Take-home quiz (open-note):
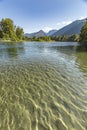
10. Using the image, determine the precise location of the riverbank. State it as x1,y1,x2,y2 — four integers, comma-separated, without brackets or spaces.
0,39,24,43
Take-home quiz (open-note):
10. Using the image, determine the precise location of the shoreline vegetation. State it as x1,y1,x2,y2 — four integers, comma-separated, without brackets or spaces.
0,18,87,44
0,18,24,42
24,34,80,42
0,39,23,42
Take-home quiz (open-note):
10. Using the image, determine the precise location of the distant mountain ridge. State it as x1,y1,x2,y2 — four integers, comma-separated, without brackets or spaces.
24,30,46,38
47,30,57,36
24,19,87,37
24,29,57,37
53,19,87,36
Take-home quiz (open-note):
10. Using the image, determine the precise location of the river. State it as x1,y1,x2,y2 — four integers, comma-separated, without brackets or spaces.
0,42,87,130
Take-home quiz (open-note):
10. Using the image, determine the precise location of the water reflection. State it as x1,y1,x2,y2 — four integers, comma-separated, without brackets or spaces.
0,41,87,75
0,42,25,59
76,45,87,74
49,45,77,55
6,43,19,58
76,44,87,52
48,43,87,75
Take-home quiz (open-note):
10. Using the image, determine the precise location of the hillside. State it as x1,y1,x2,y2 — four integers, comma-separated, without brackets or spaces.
53,19,86,36
24,30,46,38
24,19,87,38
47,30,57,36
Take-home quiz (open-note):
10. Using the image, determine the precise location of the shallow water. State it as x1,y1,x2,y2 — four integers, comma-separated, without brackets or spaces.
0,42,87,130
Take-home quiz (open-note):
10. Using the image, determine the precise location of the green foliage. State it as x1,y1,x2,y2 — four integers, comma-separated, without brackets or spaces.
26,36,52,42
51,34,79,42
3,33,10,40
0,30,3,38
0,18,24,41
16,26,24,40
80,22,87,43
24,34,80,42
67,34,79,42
0,18,15,38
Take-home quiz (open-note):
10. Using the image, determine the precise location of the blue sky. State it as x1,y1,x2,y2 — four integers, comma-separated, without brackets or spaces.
0,0,87,33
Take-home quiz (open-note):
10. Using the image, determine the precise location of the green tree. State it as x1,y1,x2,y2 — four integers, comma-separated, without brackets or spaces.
0,18,16,40
0,30,3,38
68,34,79,42
80,22,87,43
16,26,24,40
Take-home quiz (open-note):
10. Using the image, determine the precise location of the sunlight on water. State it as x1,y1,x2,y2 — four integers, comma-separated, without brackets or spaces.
0,42,87,130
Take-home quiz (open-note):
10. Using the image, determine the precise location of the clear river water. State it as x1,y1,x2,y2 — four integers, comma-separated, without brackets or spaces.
0,42,87,130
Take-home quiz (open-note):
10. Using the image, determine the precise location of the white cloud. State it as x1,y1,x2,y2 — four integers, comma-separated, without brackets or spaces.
57,20,72,27
43,17,86,33
43,21,72,32
78,16,86,20
43,27,53,32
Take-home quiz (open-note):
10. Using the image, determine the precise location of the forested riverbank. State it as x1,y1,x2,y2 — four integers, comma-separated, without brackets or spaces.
0,18,87,44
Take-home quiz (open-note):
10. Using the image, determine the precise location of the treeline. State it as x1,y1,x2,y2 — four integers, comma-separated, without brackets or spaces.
24,34,80,42
24,36,52,42
51,34,80,42
0,18,24,41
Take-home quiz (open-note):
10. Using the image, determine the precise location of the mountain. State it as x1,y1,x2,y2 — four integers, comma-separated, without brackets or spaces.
24,30,57,37
47,30,57,36
24,30,46,38
53,19,87,36
24,19,87,38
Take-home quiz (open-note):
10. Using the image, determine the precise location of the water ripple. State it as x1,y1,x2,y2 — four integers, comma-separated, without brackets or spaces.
0,42,87,130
